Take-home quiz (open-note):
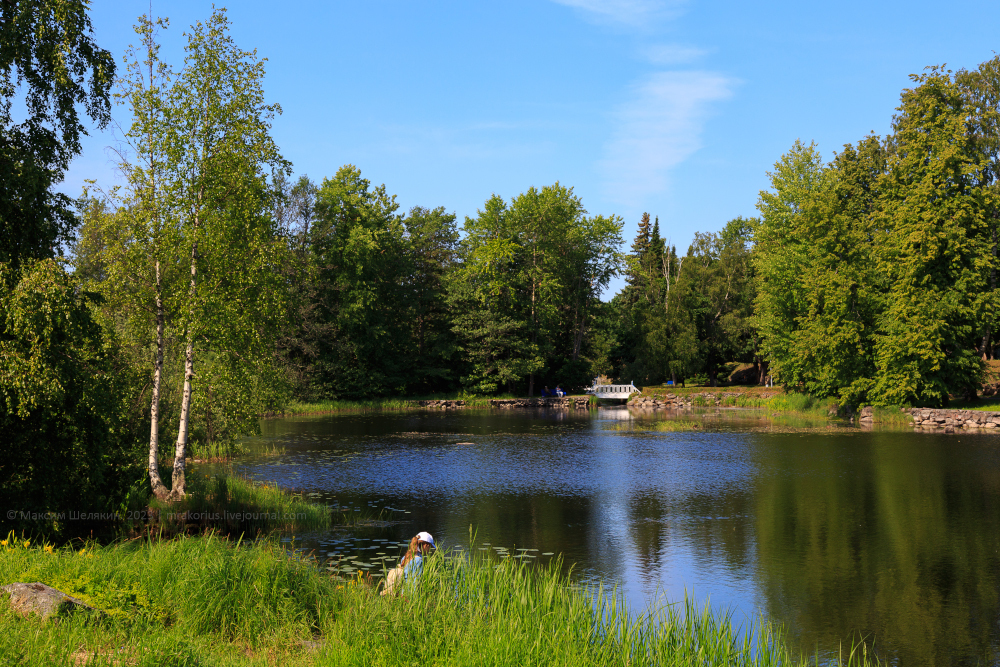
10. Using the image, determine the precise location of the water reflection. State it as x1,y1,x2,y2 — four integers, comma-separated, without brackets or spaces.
751,432,1000,666
226,409,1000,666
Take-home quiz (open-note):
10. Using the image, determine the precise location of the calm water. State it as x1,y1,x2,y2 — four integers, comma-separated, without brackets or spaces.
231,407,1000,666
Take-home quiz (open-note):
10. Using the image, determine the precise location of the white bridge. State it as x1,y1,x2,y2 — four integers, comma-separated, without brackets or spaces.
587,381,641,402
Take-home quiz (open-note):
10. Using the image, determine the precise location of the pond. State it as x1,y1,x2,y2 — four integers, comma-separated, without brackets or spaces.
231,407,1000,667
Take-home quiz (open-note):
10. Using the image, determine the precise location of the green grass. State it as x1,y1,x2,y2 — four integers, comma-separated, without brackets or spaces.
947,395,1000,411
186,438,286,461
0,535,881,666
118,473,337,538
867,406,915,424
604,420,708,432
160,474,335,535
636,389,919,425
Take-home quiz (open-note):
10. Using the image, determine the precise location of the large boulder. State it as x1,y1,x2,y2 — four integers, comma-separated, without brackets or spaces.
1,582,96,619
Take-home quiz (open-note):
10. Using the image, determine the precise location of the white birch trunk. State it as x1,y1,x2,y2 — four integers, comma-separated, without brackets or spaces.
148,259,169,500
171,198,201,501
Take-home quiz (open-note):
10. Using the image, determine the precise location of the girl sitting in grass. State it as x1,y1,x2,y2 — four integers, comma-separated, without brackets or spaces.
381,531,435,596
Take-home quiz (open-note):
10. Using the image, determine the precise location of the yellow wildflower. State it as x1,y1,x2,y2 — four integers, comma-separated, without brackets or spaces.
43,545,53,554
23,540,30,548
1,539,8,547
78,548,87,556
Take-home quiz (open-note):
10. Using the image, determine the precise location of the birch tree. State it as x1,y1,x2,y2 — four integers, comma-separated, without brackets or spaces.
96,9,287,500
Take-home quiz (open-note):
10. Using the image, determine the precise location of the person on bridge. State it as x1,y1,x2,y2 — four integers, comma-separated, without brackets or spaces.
382,531,435,596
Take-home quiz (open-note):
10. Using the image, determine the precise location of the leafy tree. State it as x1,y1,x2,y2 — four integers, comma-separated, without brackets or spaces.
91,10,288,499
754,137,887,400
0,260,141,535
0,0,114,272
871,68,988,405
272,173,324,397
678,220,756,386
753,140,828,387
451,184,622,394
307,165,411,398
449,194,541,394
404,206,460,392
957,56,1000,359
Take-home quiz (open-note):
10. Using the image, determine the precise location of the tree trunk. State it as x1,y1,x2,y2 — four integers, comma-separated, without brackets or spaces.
988,223,997,360
172,198,201,501
172,332,194,500
572,292,586,361
148,260,169,501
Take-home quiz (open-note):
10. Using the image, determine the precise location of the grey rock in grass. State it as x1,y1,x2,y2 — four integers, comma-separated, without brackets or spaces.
298,639,323,653
1,582,96,619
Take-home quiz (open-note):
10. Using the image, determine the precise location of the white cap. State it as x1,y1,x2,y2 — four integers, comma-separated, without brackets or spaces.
416,531,435,547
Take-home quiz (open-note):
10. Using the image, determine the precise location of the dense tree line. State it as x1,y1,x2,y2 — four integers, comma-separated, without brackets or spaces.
754,64,1000,406
3,1,1000,531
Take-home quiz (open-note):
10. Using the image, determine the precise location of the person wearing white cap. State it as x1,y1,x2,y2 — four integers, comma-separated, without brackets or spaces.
381,531,435,596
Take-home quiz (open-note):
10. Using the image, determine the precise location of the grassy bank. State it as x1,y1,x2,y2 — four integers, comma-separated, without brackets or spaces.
144,474,334,536
0,535,879,666
635,388,916,425
282,394,507,415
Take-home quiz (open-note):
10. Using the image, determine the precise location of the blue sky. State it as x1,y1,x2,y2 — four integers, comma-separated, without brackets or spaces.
69,0,1000,296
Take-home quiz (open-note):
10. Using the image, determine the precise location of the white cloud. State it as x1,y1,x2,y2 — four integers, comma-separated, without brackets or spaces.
550,0,682,26
600,71,735,204
644,43,708,65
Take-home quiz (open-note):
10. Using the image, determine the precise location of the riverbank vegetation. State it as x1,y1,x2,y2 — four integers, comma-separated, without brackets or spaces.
0,535,879,667
283,394,505,416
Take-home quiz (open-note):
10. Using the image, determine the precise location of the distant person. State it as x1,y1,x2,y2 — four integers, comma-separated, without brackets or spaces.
555,385,564,397
382,531,435,596
542,386,551,397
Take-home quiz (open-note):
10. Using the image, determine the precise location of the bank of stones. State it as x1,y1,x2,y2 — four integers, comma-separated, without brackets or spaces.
909,407,1000,432
489,397,591,409
628,392,776,410
413,400,466,410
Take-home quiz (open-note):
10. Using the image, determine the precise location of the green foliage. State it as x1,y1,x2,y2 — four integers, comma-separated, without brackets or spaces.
404,205,461,391
79,9,291,497
622,213,757,388
305,165,411,398
753,68,994,406
165,474,333,535
0,0,114,273
754,138,886,402
871,68,989,405
450,183,624,394
0,260,142,537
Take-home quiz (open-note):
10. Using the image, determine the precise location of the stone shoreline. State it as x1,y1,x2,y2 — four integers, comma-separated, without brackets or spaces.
488,397,592,409
908,407,1000,432
627,391,778,410
412,397,593,410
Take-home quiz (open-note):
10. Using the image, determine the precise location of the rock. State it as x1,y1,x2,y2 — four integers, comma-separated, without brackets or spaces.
298,639,323,654
1,583,96,620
